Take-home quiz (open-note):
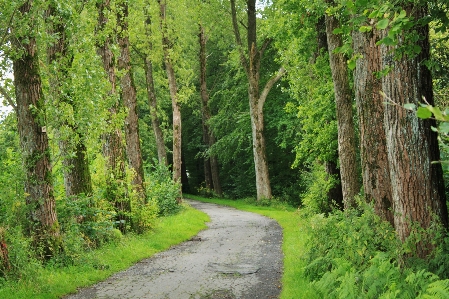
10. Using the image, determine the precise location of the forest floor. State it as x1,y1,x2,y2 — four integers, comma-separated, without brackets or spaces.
63,199,283,299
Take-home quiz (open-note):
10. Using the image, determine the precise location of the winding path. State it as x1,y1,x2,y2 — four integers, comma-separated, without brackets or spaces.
64,200,283,299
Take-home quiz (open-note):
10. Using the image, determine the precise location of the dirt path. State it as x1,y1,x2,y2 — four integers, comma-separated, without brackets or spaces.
64,199,283,299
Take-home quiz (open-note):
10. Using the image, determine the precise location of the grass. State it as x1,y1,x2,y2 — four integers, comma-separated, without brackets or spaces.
0,204,210,299
185,194,318,299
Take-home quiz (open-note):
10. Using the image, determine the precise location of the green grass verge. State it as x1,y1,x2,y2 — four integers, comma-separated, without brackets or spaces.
185,194,318,299
0,204,209,299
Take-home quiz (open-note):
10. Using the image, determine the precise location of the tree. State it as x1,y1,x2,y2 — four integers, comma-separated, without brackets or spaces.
158,0,182,200
353,28,394,226
46,0,93,198
230,0,285,201
380,3,448,256
324,1,360,208
96,0,130,232
12,0,60,258
116,0,146,200
142,5,168,166
199,23,222,196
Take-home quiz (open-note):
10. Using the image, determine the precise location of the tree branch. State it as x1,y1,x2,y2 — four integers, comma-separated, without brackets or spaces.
259,38,272,57
230,0,248,72
259,67,286,111
0,85,17,113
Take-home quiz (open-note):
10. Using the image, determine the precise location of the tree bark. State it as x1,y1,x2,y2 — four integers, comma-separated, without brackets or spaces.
381,4,448,257
199,24,222,196
12,0,59,258
47,1,93,198
353,29,394,226
116,0,146,201
324,7,360,209
96,0,129,232
159,0,182,201
230,0,285,200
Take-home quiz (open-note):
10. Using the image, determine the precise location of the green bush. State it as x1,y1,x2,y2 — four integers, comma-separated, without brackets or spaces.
303,201,449,298
146,161,181,216
300,162,340,215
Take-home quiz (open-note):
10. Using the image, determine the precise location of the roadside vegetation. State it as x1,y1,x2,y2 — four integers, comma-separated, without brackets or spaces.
188,195,449,299
0,204,209,299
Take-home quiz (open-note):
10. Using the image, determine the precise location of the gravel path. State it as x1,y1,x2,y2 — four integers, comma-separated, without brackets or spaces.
64,199,283,299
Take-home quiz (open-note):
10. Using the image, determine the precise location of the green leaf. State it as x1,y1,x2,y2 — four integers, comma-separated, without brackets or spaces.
347,60,356,70
404,103,416,110
416,107,432,119
377,18,389,30
427,106,444,121
397,10,406,19
359,26,372,33
439,122,449,134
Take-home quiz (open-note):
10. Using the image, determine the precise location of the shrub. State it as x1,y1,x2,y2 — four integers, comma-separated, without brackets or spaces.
302,200,449,298
146,161,181,216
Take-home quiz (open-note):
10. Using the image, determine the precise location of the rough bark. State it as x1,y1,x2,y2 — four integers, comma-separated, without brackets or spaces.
324,8,360,209
230,0,285,200
96,0,129,232
143,8,167,166
353,29,394,226
47,1,93,198
159,0,182,201
199,24,222,196
381,4,448,257
12,0,59,258
116,0,146,200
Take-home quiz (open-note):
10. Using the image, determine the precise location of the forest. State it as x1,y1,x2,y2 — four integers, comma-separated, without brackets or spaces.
1,0,449,297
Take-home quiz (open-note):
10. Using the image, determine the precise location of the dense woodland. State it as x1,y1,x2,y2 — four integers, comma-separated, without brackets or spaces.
1,0,449,297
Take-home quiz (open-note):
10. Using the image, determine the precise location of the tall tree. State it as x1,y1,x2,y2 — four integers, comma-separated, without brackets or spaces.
353,28,394,226
199,23,222,196
96,0,129,232
116,0,146,200
143,3,168,166
324,1,360,208
12,0,60,257
230,0,285,200
46,0,93,198
158,0,182,200
380,3,448,256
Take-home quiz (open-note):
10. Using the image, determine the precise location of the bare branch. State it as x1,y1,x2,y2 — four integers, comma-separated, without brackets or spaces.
259,38,272,57
259,67,286,111
0,85,17,113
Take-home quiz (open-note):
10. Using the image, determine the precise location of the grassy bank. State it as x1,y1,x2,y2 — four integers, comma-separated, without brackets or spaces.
0,204,209,299
185,195,317,299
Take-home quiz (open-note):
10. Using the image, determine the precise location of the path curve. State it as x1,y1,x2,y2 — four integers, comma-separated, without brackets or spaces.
64,200,283,299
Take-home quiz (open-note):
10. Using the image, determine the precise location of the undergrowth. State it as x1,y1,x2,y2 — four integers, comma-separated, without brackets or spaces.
303,201,449,299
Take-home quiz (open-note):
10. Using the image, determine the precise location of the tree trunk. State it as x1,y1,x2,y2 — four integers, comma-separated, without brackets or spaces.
144,58,168,166
143,7,167,166
325,160,343,210
159,0,182,201
116,0,146,200
199,24,222,196
96,0,129,233
12,0,59,259
47,1,93,198
325,7,360,209
230,0,285,201
353,29,394,226
381,4,448,257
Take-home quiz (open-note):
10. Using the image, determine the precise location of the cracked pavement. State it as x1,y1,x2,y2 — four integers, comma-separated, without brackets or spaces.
63,199,283,299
